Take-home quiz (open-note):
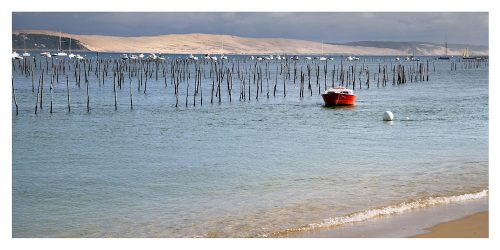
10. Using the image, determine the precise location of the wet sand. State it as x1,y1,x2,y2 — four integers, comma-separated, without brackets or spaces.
413,211,488,238
278,198,488,238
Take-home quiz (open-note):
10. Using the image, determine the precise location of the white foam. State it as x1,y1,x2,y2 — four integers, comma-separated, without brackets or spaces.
270,189,488,236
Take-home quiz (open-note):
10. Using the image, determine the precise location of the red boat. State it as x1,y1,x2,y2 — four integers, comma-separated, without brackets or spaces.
321,87,356,106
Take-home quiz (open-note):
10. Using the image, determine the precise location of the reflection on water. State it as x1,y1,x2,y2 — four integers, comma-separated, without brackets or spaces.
12,54,488,237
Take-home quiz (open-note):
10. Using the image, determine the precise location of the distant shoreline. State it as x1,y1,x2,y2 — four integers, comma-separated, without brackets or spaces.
13,29,489,56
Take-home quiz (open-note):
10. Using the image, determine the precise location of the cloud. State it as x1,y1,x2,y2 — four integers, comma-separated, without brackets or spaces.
12,12,488,45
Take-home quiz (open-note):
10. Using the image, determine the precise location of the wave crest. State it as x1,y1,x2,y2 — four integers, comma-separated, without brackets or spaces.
268,189,488,237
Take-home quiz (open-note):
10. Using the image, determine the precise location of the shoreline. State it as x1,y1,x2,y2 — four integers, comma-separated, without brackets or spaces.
413,211,488,238
277,195,488,238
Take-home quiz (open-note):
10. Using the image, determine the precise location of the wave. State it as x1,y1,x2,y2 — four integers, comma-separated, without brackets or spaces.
266,189,488,237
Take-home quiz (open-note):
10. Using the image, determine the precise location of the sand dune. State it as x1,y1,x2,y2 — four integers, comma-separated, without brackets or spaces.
13,30,488,56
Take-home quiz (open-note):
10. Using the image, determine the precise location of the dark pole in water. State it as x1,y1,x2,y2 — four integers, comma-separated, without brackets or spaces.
35,76,41,114
113,73,118,111
12,77,19,116
86,78,90,113
50,76,54,114
66,76,71,113
40,70,44,110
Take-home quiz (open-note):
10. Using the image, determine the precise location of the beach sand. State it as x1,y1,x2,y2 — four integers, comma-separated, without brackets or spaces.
278,198,488,238
413,211,488,238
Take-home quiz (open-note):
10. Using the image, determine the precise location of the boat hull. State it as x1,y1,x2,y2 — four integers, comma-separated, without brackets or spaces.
321,92,356,106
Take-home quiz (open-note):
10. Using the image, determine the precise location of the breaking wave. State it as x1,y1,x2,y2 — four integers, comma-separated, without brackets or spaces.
267,189,488,237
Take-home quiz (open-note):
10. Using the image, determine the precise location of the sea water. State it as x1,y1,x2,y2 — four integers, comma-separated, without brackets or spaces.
12,54,488,237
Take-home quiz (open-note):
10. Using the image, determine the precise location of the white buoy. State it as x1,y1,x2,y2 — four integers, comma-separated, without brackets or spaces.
383,111,394,121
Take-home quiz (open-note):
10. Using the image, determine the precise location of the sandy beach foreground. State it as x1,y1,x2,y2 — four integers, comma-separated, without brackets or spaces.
414,211,488,238
278,197,488,238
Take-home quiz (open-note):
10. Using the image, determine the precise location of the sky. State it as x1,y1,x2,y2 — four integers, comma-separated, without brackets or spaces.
12,12,489,45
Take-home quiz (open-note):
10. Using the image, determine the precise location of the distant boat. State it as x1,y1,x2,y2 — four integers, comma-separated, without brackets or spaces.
395,57,400,61
321,87,356,106
12,51,23,60
56,32,67,57
219,40,228,60
40,52,51,58
149,53,158,60
328,57,335,61
305,57,312,60
139,53,145,59
22,37,30,57
319,40,327,61
188,54,199,60
130,54,138,60
68,38,75,58
462,48,475,60
406,55,419,61
76,54,84,60
120,54,129,60
438,41,450,60
291,55,300,61
347,56,359,61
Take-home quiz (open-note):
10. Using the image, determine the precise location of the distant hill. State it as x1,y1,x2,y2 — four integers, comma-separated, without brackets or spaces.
329,41,488,56
12,32,88,51
12,30,488,56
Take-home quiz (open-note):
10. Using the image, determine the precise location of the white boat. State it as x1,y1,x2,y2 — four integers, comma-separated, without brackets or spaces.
76,54,84,60
319,41,327,61
395,57,400,61
346,56,360,61
41,52,52,58
462,48,475,60
292,55,300,60
211,56,218,61
21,37,30,57
55,32,67,56
406,56,419,61
12,51,23,60
149,53,158,60
158,55,166,60
68,38,75,58
219,40,228,60
188,54,199,60
130,55,138,60
276,55,282,60
121,54,129,60
139,53,145,58
328,57,335,60
305,57,312,60
250,56,255,60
